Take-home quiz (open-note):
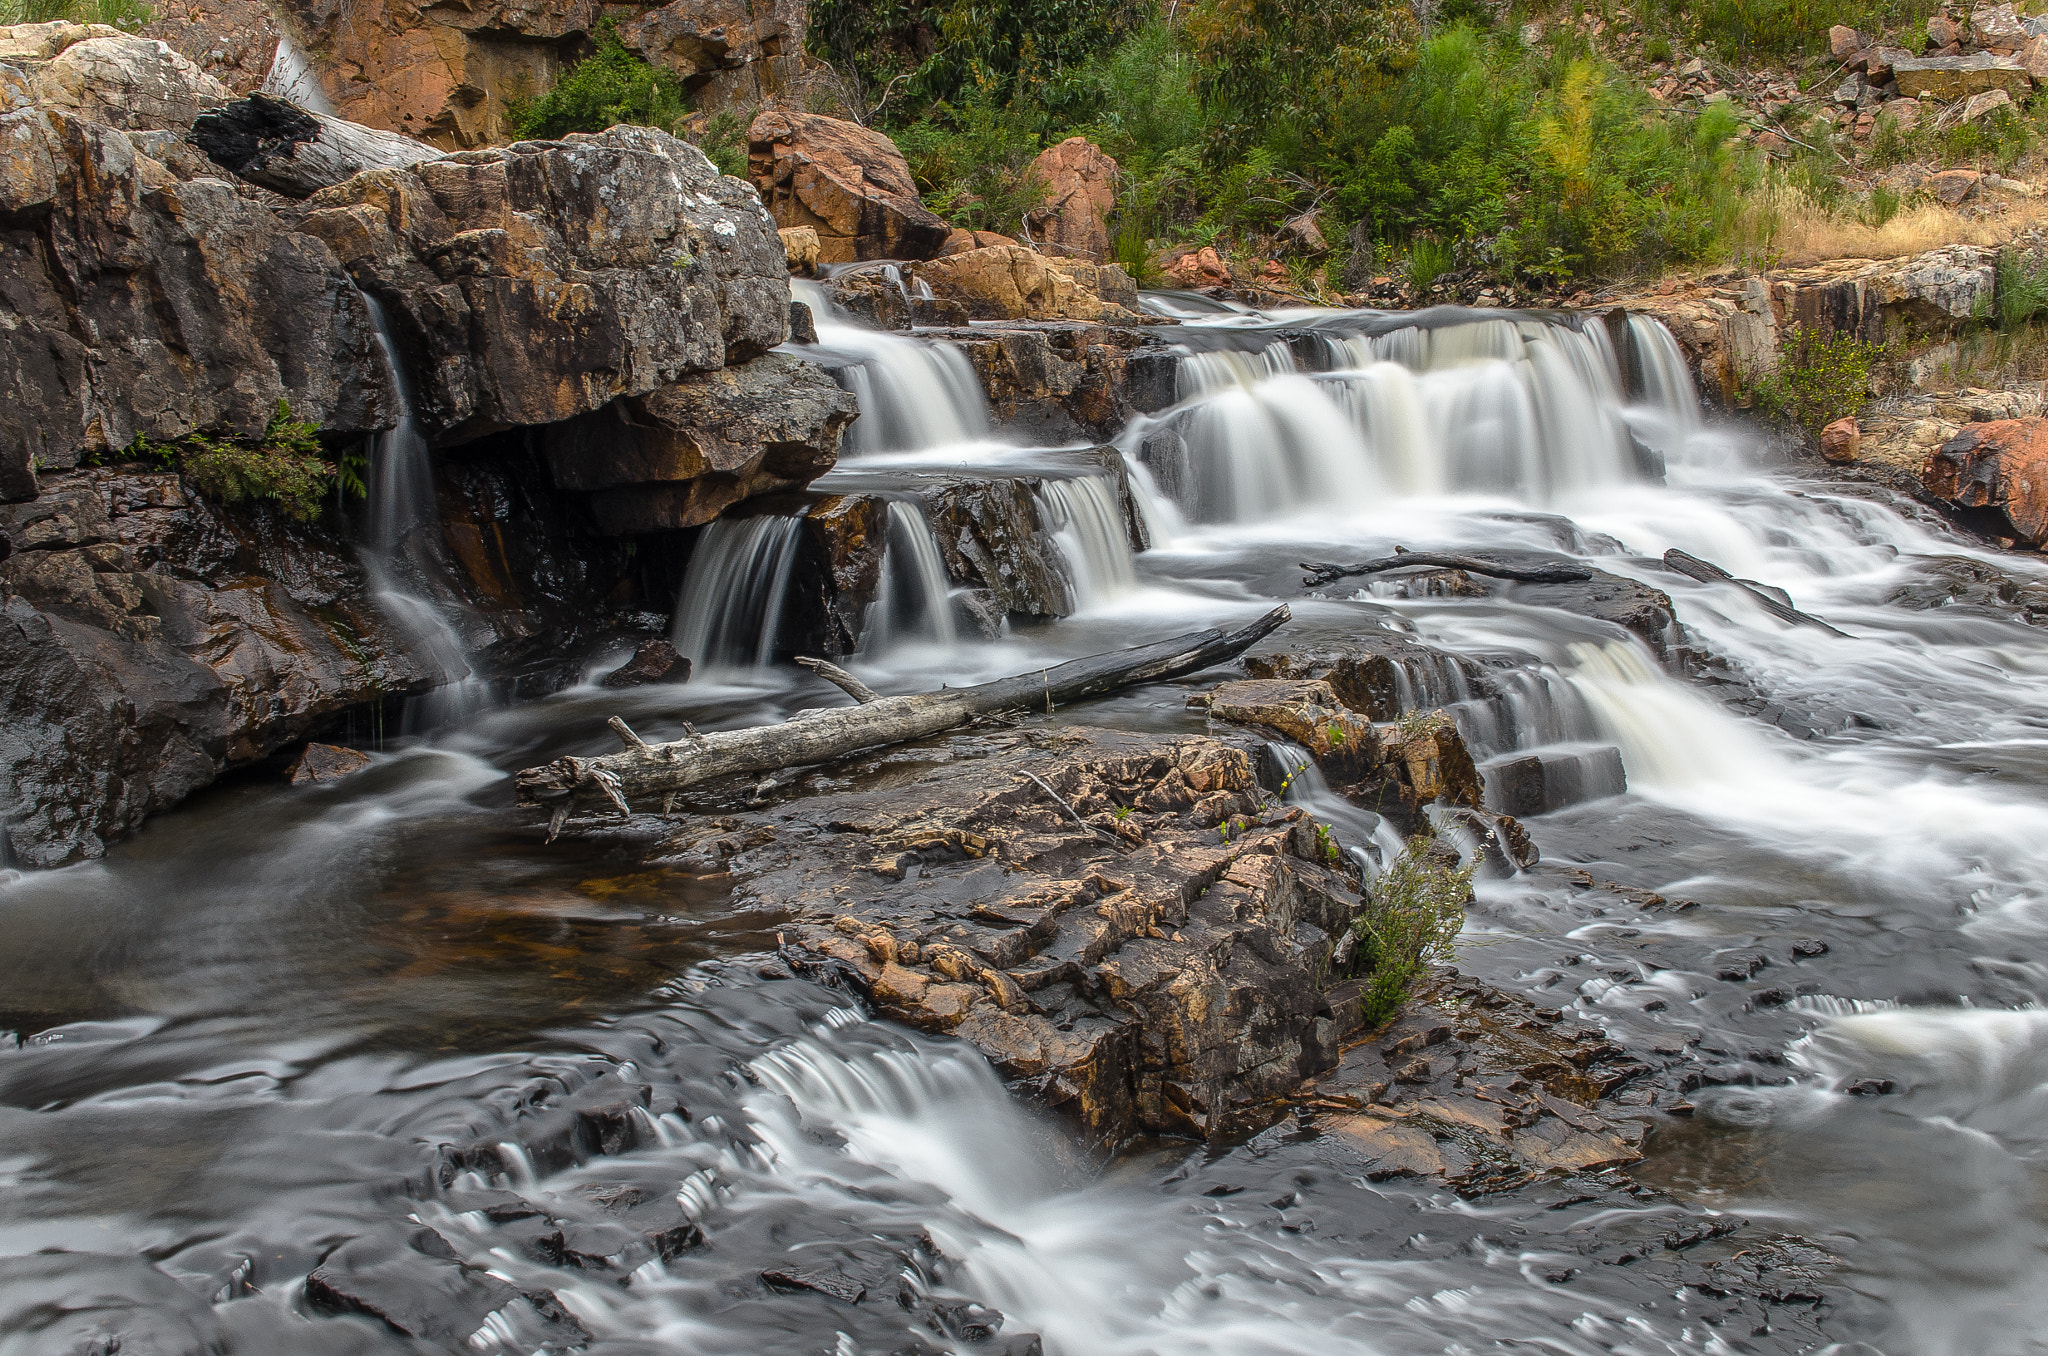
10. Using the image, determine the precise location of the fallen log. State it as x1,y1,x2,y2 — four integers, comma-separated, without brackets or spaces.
1659,549,1849,637
515,605,1292,836
1300,548,1593,589
192,93,442,198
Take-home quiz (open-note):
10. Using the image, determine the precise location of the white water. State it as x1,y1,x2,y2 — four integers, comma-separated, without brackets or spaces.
792,279,991,457
1035,474,1138,610
867,499,959,650
670,513,804,670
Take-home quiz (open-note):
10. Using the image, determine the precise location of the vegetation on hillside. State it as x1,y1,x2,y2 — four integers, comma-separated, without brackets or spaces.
811,0,2048,295
508,22,746,176
0,0,151,29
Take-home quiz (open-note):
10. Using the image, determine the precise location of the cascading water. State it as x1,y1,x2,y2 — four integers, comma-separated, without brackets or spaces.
670,513,804,670
359,293,486,729
260,30,336,115
18,279,2048,1356
791,279,990,457
1034,474,1137,610
865,499,959,651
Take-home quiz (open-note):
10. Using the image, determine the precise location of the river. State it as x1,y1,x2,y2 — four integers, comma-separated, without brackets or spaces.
3,287,2046,1355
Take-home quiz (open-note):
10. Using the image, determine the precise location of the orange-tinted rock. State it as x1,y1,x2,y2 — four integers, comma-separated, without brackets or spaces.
747,111,949,263
1819,416,1862,463
940,227,1017,256
1923,418,2048,546
140,0,278,93
903,244,1139,321
1829,23,1865,60
1162,245,1231,288
278,0,811,149
1025,136,1118,262
288,741,372,784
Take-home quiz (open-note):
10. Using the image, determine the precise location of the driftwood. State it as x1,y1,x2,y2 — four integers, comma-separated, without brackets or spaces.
1660,549,1849,637
1300,548,1594,589
192,94,442,198
515,605,1292,837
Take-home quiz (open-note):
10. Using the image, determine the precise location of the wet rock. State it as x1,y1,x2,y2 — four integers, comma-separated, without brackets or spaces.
1714,949,1770,981
542,351,857,534
1025,136,1119,262
602,639,690,688
1845,1077,1896,1095
904,245,1142,322
0,1251,224,1355
303,124,789,444
762,1266,867,1303
920,321,1168,440
789,299,819,344
1483,747,1628,816
287,741,372,784
305,1228,515,1342
0,470,438,867
673,726,1372,1146
747,111,950,264
1302,971,1650,1192
1923,418,2048,547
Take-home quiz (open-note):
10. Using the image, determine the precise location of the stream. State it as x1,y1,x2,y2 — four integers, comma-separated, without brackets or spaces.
5,288,2048,1355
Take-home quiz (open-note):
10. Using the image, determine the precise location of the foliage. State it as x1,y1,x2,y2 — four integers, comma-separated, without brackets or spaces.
1181,0,1413,156
1406,237,1455,292
1746,325,1886,437
114,401,344,522
1997,249,2048,331
1639,0,1925,61
895,81,1048,233
807,0,1146,120
0,0,150,29
1351,838,1471,1029
509,22,688,141
695,109,748,178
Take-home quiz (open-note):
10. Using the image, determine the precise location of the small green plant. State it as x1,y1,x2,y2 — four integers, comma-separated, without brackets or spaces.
180,400,334,522
1350,837,1472,1029
1313,822,1341,866
694,109,748,179
1858,184,1901,230
1112,804,1132,821
1643,35,1674,64
1997,248,2048,330
1406,236,1455,292
510,21,689,140
1326,723,1346,746
1746,324,1886,439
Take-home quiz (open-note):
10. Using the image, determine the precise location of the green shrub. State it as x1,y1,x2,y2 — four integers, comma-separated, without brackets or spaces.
1351,837,1471,1030
1997,249,2048,330
1748,325,1886,437
1643,0,1924,60
510,22,688,140
0,0,150,28
113,401,344,522
694,109,748,178
895,82,1049,234
1406,236,1455,291
1643,35,1674,63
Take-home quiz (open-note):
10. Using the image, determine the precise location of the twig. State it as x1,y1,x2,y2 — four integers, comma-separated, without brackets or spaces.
796,656,880,705
1019,769,1131,852
1300,548,1594,588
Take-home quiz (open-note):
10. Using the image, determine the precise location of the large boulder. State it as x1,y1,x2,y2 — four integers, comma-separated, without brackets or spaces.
234,0,809,147
1923,418,2048,546
0,24,232,128
0,89,399,501
541,351,857,534
0,470,439,867
298,123,790,443
747,110,950,263
903,244,1141,321
1025,135,1118,263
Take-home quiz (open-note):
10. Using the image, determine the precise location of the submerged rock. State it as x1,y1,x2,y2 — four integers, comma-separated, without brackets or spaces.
287,741,372,783
602,639,690,688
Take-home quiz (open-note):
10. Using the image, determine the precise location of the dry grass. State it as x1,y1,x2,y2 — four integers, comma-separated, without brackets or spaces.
1742,181,2048,267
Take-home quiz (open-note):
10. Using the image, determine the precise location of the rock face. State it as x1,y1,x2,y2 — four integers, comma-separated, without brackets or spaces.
257,0,809,148
0,471,437,867
0,24,229,129
676,726,1369,1146
748,111,949,263
1923,418,2048,546
904,245,1142,321
139,0,278,94
1026,136,1118,262
919,320,1173,440
1889,51,2032,98
301,124,790,444
0,75,399,500
540,351,856,534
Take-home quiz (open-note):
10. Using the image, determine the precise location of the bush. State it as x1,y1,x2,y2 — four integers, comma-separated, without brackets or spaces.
1748,325,1886,437
895,82,1049,234
1997,249,2048,330
1643,0,1925,61
1350,837,1471,1030
694,109,748,179
0,0,150,28
115,401,343,522
510,22,688,140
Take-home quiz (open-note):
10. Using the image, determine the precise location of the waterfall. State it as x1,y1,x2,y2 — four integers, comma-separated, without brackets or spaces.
671,514,804,670
790,280,990,457
866,501,958,651
358,293,486,729
1035,474,1137,610
260,31,335,115
1138,314,1655,522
